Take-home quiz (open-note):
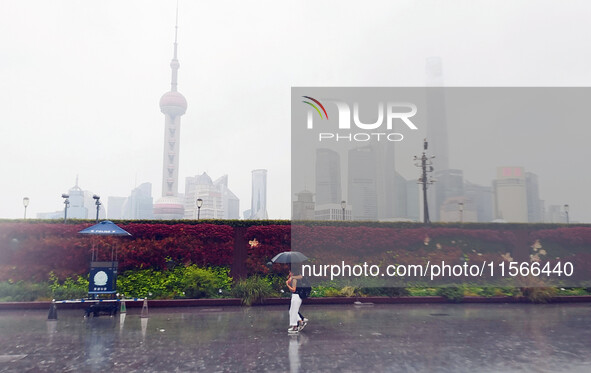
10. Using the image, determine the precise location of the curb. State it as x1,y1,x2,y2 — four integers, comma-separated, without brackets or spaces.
1,295,590,310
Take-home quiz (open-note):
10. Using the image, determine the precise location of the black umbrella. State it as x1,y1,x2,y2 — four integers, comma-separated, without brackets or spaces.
270,251,308,264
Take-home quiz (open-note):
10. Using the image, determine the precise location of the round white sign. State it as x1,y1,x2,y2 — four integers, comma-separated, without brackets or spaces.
94,271,108,286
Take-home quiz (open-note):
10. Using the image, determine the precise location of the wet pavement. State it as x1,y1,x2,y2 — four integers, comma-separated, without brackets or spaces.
1,303,591,372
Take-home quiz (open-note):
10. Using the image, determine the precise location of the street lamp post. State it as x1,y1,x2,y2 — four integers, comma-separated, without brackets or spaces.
564,204,570,224
23,197,30,220
62,194,70,223
93,195,101,223
196,198,203,220
458,202,464,223
340,200,346,221
414,139,435,225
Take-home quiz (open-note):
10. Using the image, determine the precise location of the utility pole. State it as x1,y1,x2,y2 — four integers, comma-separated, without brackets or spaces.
414,139,435,225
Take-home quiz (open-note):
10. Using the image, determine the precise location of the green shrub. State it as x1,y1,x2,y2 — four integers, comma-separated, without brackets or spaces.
407,287,438,296
49,272,88,300
360,287,410,297
267,274,291,296
308,285,341,297
517,276,557,303
181,266,231,299
436,286,464,302
117,269,170,298
339,286,359,297
323,288,343,297
232,276,274,306
117,266,232,299
521,287,557,303
556,287,589,296
0,281,51,302
480,287,497,297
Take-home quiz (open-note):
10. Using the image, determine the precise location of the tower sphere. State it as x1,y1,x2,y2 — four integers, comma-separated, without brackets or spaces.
159,91,187,116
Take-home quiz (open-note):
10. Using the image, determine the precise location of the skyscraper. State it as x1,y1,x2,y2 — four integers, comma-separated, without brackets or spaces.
153,10,187,220
66,178,88,219
525,172,544,223
425,58,454,221
38,177,106,220
493,167,528,222
250,169,268,219
107,197,126,219
184,173,240,219
425,57,449,171
292,190,315,220
124,183,154,219
432,169,464,221
464,180,494,222
348,146,377,220
315,148,342,205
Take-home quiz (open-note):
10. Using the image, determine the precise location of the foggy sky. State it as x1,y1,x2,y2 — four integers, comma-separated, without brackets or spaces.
1,0,591,222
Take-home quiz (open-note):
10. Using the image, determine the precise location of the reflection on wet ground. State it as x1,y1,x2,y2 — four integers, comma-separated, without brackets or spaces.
1,303,591,372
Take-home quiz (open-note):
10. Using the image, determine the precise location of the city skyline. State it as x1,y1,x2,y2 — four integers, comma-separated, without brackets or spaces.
2,1,591,222
292,87,591,223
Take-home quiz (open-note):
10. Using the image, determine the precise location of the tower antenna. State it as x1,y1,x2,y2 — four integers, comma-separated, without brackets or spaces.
174,1,179,51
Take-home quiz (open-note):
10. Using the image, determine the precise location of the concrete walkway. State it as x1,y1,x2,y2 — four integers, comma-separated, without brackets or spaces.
1,303,591,372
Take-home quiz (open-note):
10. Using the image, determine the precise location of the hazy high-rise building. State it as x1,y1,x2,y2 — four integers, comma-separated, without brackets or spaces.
292,190,315,220
493,167,528,222
123,182,154,219
406,180,420,221
67,179,88,219
392,172,408,219
375,143,397,220
153,15,187,220
425,58,457,222
425,57,449,171
431,169,464,221
184,173,239,219
214,175,240,219
464,180,494,222
315,148,342,205
525,172,543,223
348,146,377,220
107,197,126,220
315,203,351,221
108,183,153,220
438,196,477,222
37,178,106,220
250,169,268,219
545,205,565,223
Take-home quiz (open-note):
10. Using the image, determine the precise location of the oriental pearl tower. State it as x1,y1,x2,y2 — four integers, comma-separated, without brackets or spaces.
153,10,188,219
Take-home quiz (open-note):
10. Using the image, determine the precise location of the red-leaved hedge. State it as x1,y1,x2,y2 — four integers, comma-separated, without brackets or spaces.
1,222,590,284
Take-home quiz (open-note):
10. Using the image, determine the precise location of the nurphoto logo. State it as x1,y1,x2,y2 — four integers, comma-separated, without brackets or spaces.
303,96,419,142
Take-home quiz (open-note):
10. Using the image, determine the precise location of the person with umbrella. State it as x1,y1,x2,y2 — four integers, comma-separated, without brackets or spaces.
286,267,306,334
270,251,310,334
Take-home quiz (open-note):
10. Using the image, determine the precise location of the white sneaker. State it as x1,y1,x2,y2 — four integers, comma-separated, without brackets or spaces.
302,318,309,323
298,321,307,331
288,326,299,334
